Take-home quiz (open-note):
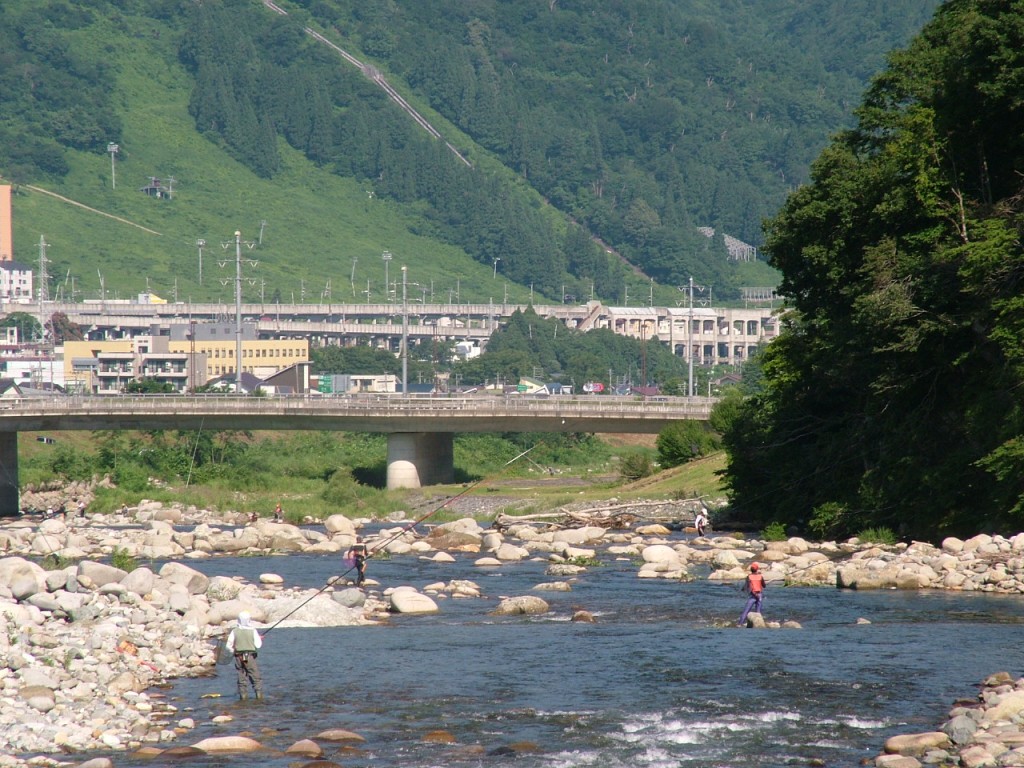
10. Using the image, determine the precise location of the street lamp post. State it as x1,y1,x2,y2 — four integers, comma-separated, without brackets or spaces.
196,239,206,285
107,143,119,189
492,257,501,279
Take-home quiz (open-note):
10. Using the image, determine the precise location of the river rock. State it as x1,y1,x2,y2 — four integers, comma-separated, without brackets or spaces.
315,728,366,742
331,588,366,608
884,732,951,756
427,530,482,552
207,575,244,601
0,556,47,595
982,690,1024,721
192,736,263,753
642,544,682,566
285,739,324,757
323,514,356,536
874,756,923,768
160,562,210,594
495,542,529,561
943,714,980,745
389,587,440,614
490,595,549,616
78,560,127,587
121,567,156,596
551,526,606,545
20,684,56,712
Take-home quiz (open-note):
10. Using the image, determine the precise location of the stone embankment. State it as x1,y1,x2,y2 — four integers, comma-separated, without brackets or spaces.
3,500,1024,767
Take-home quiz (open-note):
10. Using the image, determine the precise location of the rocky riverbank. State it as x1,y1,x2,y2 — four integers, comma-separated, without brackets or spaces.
2,501,1024,766
872,672,1024,768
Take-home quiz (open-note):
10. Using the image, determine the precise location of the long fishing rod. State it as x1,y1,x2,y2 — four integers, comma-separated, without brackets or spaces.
260,443,540,635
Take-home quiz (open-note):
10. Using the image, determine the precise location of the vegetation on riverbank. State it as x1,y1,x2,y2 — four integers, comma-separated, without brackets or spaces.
721,0,1024,541
20,429,727,520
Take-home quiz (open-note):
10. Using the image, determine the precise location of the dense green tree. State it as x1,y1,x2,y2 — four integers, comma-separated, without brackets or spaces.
1,312,42,343
723,0,1024,541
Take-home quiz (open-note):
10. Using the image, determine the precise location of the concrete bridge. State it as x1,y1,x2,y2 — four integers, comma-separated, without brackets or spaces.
0,394,715,514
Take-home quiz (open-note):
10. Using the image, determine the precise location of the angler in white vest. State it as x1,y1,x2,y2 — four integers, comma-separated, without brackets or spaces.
225,611,263,700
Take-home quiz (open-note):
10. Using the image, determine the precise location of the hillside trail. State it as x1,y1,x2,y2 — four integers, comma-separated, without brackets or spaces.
21,184,162,236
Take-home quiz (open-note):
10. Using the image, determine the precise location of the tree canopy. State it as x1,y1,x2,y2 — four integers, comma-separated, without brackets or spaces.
722,0,1024,541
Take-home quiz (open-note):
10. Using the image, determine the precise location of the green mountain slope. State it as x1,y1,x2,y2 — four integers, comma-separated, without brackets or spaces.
1,0,939,305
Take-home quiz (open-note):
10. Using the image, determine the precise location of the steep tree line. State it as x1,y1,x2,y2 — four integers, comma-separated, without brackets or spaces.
722,0,1024,541
0,1,123,180
298,0,939,294
178,0,626,302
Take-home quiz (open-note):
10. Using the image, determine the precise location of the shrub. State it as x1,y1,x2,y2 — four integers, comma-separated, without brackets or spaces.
807,501,847,539
762,521,787,541
656,421,721,468
111,547,138,572
856,527,896,545
619,451,653,481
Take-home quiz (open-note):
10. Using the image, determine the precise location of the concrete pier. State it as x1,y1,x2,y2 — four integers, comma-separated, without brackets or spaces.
386,432,454,489
0,432,18,516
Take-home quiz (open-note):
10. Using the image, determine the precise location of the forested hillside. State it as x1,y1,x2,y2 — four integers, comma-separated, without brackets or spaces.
0,0,937,303
723,0,1024,540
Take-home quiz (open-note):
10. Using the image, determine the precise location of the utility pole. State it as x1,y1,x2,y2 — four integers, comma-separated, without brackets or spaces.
401,265,408,396
37,235,49,343
233,231,244,392
221,231,258,392
688,275,694,399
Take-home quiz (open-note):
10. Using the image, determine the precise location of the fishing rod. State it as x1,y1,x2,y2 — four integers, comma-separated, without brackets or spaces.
259,443,540,635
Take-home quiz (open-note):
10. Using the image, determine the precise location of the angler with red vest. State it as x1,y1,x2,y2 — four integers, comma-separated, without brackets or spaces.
738,563,766,627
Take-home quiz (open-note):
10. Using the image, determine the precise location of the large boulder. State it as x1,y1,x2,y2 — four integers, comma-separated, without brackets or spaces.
191,736,263,753
883,732,951,756
121,567,156,596
489,595,550,616
0,557,47,596
77,561,127,588
551,526,607,545
389,587,440,615
159,562,210,594
323,515,357,536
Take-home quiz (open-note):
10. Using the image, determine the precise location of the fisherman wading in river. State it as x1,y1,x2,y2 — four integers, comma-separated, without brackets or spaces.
226,611,264,700
737,563,766,627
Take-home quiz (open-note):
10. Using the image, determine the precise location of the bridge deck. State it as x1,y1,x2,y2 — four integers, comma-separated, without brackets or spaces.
0,394,714,434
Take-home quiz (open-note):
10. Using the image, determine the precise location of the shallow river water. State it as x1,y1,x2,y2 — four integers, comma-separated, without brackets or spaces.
108,541,1024,768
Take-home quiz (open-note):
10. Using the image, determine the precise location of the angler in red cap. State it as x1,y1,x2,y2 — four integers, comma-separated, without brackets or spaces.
737,562,766,626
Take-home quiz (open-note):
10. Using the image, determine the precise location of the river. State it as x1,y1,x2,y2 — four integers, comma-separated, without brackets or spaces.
113,543,1024,767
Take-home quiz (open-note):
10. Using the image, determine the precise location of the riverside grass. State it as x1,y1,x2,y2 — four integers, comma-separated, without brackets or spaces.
21,430,727,520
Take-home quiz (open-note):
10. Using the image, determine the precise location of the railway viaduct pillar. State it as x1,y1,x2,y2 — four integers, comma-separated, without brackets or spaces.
386,432,454,489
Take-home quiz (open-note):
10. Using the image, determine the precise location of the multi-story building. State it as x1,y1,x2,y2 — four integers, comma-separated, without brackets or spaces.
595,305,779,366
64,325,309,392
0,261,33,303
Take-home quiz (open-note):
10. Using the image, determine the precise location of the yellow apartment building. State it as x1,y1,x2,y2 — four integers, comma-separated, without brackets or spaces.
64,335,309,393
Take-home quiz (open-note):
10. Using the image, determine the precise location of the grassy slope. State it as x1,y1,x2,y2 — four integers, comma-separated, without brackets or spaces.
9,6,729,511
9,8,533,307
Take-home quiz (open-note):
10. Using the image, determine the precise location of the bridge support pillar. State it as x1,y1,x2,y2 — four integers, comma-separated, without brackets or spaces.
386,432,454,489
0,433,17,516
